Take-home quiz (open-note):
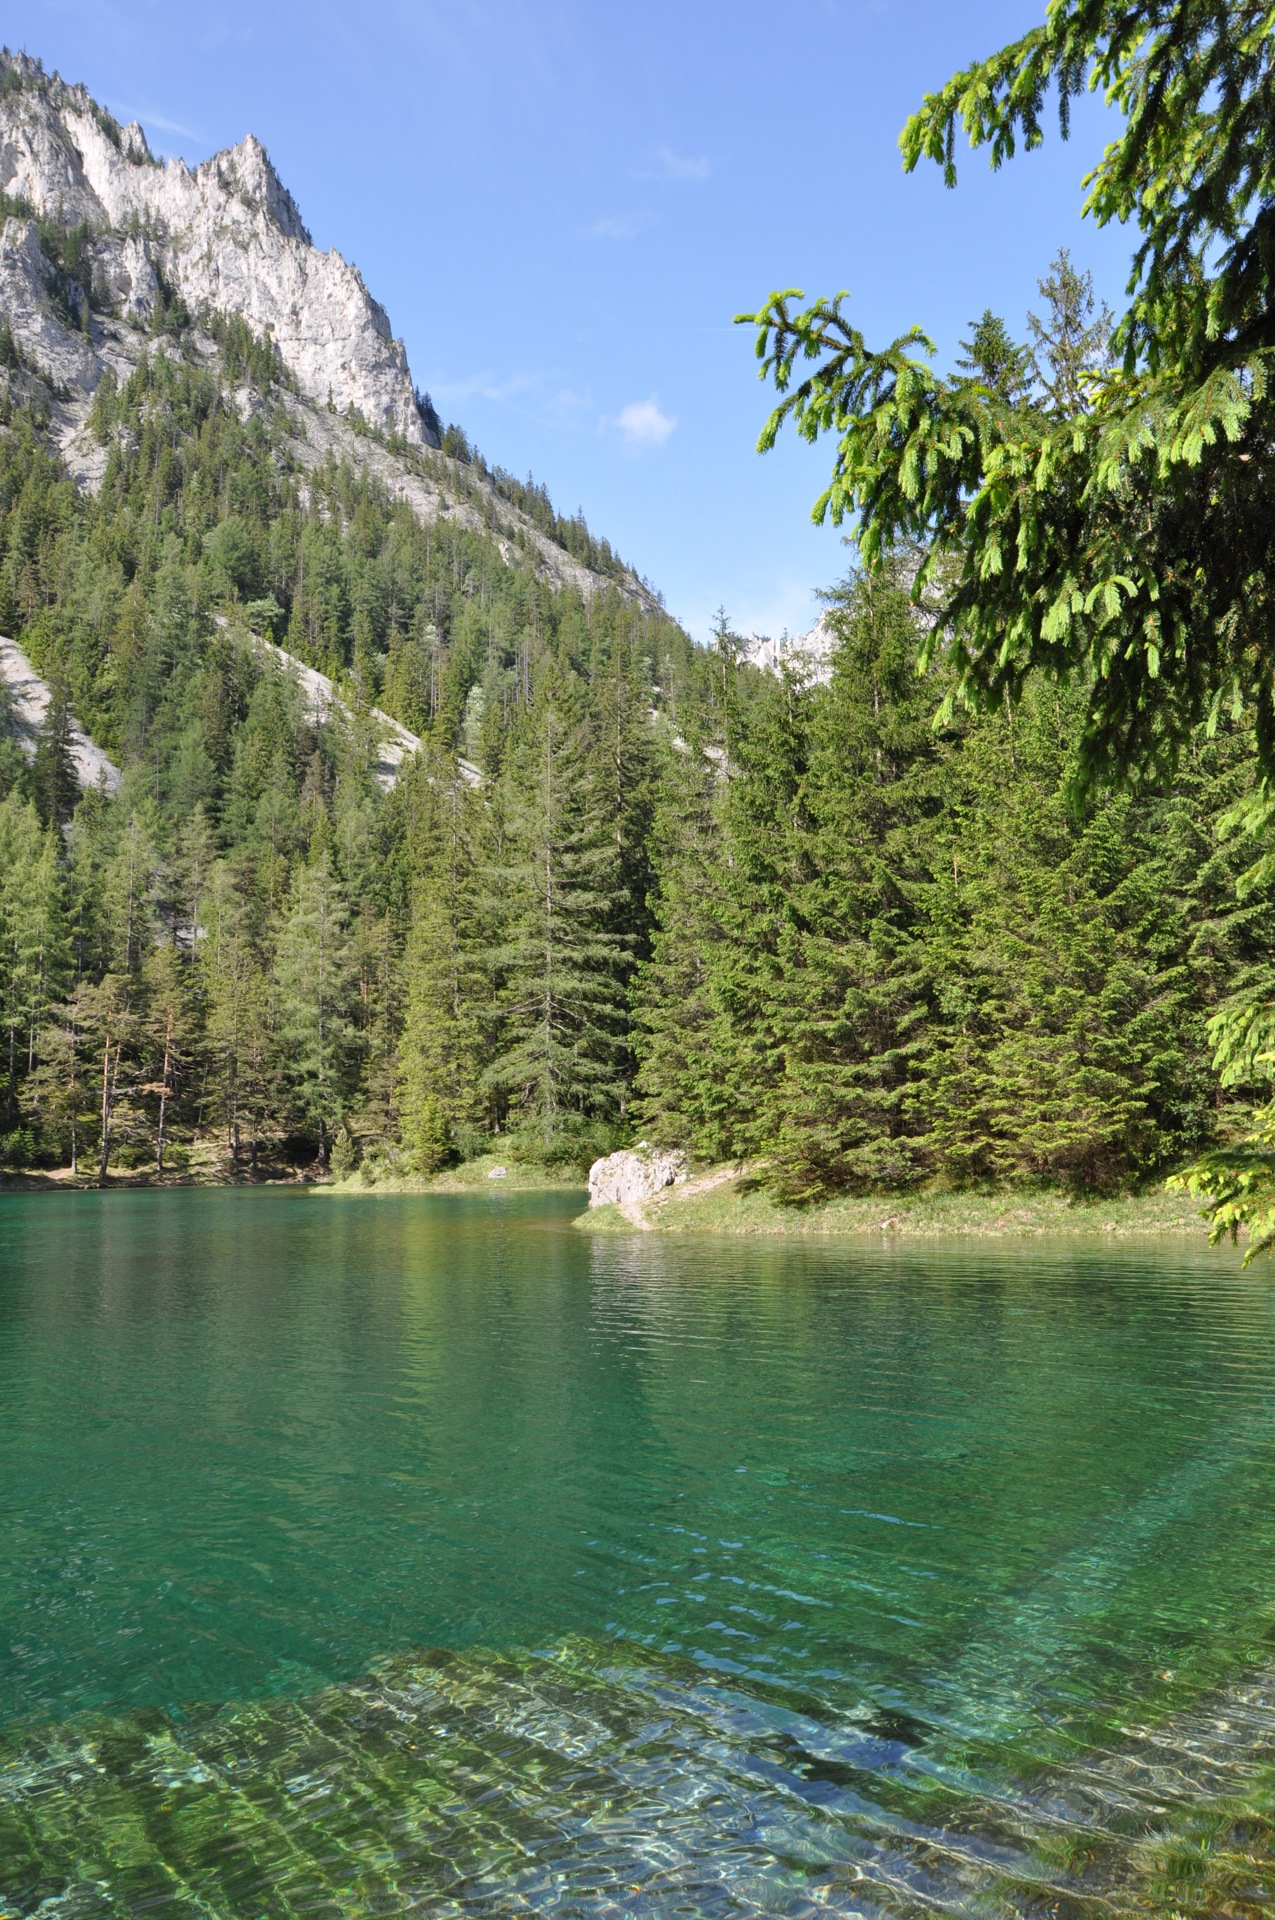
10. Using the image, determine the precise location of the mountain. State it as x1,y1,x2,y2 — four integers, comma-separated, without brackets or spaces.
0,48,656,610
741,613,836,684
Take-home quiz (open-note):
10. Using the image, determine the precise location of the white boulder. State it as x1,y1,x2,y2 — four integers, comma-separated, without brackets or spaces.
588,1146,688,1211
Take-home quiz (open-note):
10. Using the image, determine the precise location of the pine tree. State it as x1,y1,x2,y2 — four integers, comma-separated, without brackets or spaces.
273,851,358,1164
917,684,1201,1190
1026,248,1114,417
483,677,629,1156
398,768,484,1171
30,677,80,828
0,793,68,1131
955,309,1032,406
140,942,194,1173
28,979,93,1174
84,973,138,1184
632,733,728,1152
759,563,950,1199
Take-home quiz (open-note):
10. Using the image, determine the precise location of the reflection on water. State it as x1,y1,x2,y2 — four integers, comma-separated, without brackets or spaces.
1,1189,1275,1912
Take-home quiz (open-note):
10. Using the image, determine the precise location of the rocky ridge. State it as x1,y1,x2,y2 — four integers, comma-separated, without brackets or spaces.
0,50,659,612
742,611,836,685
0,50,426,443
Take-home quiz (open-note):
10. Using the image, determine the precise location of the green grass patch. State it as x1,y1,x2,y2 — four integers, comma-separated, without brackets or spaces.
582,1170,1217,1240
323,1152,587,1197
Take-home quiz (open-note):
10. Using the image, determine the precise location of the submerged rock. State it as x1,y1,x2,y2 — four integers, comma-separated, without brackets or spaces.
587,1145,688,1211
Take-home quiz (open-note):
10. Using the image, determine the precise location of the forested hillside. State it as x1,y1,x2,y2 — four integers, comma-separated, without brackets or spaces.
0,307,1270,1191
2,28,1273,1196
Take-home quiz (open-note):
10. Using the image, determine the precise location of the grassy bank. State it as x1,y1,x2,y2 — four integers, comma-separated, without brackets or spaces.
577,1166,1219,1241
321,1153,587,1197
0,1149,588,1198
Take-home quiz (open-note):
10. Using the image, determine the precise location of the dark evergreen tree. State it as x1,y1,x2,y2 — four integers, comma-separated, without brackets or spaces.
483,675,630,1156
31,678,79,827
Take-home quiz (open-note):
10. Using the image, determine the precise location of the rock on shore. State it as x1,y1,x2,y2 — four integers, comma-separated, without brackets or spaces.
587,1146,689,1213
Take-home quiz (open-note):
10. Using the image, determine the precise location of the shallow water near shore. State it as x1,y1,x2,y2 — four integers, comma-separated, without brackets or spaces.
2,1188,1275,1914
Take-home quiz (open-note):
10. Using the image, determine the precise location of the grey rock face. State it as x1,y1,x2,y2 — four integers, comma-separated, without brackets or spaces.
588,1147,689,1212
0,635,122,793
0,52,662,616
0,216,104,391
0,53,430,444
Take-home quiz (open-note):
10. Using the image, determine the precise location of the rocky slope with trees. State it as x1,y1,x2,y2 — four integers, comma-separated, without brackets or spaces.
1,28,1273,1202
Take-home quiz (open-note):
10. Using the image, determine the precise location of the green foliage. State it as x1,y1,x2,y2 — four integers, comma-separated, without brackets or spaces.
397,770,484,1171
1026,247,1114,415
274,853,358,1161
636,562,1262,1199
738,0,1275,794
3,209,1273,1209
483,678,632,1154
955,309,1032,406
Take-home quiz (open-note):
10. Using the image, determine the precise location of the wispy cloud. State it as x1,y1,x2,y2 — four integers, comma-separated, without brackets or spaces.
635,145,714,184
589,211,657,240
112,106,204,144
426,368,592,431
614,399,677,449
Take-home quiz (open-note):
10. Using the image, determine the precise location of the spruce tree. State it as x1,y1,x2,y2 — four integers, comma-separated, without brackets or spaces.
632,732,728,1153
140,942,194,1173
954,309,1032,406
1026,248,1114,417
483,676,629,1157
31,678,80,829
398,770,484,1170
760,562,949,1199
274,851,358,1164
0,794,67,1132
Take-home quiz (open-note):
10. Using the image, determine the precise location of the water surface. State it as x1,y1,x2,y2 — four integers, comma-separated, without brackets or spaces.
2,1188,1274,1914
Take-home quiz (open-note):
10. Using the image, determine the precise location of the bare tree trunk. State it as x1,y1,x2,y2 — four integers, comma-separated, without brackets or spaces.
155,1008,173,1174
98,1037,120,1186
69,1023,78,1177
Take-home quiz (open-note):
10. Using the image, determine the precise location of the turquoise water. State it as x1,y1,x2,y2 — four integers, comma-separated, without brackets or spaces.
3,1188,1275,1914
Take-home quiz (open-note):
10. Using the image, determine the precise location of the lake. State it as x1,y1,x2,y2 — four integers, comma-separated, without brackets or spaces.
2,1188,1274,1915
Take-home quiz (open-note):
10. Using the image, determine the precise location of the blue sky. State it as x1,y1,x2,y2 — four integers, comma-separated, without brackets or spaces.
12,0,1132,643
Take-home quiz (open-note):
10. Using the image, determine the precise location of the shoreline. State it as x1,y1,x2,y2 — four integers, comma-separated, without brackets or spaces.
319,1156,586,1197
0,1151,586,1198
576,1166,1223,1242
0,1156,1229,1247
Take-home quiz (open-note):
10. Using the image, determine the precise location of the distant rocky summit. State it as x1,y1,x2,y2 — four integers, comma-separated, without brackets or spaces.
0,49,658,612
0,50,429,442
742,612,836,685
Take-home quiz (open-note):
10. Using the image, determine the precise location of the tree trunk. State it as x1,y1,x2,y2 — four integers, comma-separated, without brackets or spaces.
155,1007,173,1174
69,1039,78,1178
98,1037,120,1186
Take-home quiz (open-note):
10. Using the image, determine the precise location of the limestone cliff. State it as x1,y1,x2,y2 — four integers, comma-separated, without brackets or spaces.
0,50,659,612
0,50,426,442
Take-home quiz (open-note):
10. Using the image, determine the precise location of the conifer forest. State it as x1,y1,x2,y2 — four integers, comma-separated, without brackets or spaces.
4,3,1275,1224
0,296,1268,1202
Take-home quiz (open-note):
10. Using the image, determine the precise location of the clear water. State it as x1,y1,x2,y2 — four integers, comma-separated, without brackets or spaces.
2,1188,1275,1915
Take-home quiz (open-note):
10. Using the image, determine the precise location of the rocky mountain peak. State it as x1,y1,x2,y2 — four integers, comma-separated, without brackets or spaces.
0,47,430,443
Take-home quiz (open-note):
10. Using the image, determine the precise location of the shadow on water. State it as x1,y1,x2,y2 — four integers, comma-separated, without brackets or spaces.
2,1191,1275,1911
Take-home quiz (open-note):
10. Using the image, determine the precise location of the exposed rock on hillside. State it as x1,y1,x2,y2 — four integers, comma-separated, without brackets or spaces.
0,51,660,614
239,627,480,792
0,52,427,443
0,636,121,792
